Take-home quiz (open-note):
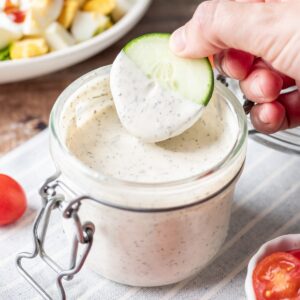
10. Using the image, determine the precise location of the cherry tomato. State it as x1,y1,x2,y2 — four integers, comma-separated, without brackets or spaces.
0,174,27,226
8,10,25,23
253,252,300,300
3,0,25,23
288,250,300,261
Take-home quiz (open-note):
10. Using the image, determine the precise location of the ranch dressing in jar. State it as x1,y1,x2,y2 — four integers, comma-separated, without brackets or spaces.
66,76,237,183
50,66,246,286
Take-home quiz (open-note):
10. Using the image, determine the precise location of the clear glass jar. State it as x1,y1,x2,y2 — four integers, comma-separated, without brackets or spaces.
17,66,247,298
48,65,247,287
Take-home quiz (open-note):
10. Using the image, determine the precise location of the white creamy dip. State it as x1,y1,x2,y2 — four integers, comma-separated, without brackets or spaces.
57,68,246,287
66,75,238,183
110,52,206,143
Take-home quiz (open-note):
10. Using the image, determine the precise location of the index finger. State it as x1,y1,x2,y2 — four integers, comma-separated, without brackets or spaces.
169,1,278,59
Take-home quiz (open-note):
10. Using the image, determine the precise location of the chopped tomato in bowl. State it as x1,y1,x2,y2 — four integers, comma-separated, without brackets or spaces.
288,250,300,261
245,235,300,300
253,252,300,299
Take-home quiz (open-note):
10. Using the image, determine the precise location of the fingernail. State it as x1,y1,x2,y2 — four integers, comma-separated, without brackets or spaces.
170,27,186,53
251,76,264,98
258,107,270,124
215,51,235,78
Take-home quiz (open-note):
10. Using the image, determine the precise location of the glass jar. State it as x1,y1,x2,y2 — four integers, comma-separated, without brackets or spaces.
17,66,247,299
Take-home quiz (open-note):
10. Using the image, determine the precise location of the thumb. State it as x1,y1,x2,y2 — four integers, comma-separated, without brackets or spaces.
170,1,285,60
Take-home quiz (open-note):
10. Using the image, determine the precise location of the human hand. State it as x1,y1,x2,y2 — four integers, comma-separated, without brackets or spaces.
169,0,300,134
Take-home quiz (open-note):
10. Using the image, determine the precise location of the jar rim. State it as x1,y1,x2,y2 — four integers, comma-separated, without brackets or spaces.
50,65,247,191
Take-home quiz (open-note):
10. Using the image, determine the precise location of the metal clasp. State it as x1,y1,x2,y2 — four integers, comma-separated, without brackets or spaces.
16,172,95,300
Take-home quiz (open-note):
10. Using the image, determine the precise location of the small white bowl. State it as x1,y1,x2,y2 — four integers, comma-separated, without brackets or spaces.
245,234,300,300
0,0,152,84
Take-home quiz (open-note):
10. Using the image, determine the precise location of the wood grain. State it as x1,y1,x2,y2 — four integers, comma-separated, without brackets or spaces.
0,0,200,156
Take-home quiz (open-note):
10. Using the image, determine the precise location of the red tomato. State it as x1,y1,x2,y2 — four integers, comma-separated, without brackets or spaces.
253,252,300,300
0,174,27,226
8,10,25,23
288,250,300,261
3,0,25,23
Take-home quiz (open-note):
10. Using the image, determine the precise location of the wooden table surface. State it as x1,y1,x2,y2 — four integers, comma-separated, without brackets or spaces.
0,0,199,156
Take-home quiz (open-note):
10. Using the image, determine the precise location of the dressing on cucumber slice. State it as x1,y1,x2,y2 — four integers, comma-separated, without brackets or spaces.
124,33,213,105
110,33,214,143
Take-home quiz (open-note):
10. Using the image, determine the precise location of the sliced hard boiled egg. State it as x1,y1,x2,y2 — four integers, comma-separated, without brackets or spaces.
18,0,32,11
83,0,115,15
45,22,75,51
30,0,63,25
22,10,41,35
10,37,48,59
0,12,22,49
58,0,81,29
22,0,63,35
111,0,133,21
71,11,110,42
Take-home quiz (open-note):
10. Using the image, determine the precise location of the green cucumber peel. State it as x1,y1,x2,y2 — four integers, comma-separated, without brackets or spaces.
123,33,214,106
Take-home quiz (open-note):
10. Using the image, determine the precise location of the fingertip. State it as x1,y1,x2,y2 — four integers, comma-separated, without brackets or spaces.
241,69,283,103
170,27,186,55
170,1,222,59
258,70,283,101
216,49,254,80
250,102,286,134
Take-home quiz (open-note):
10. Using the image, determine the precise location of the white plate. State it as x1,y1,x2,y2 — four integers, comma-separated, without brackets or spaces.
0,0,152,84
245,234,300,300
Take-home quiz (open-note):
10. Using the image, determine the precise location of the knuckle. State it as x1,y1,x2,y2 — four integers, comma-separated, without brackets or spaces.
194,1,212,18
194,1,215,31
193,1,224,46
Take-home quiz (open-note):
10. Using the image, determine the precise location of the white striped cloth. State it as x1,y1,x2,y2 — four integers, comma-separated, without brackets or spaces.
1,129,300,300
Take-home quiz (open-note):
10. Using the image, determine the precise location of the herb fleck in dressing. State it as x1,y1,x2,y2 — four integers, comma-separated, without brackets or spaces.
66,76,238,183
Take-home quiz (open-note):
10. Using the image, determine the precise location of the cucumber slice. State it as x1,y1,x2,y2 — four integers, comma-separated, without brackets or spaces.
124,33,213,106
110,33,214,143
